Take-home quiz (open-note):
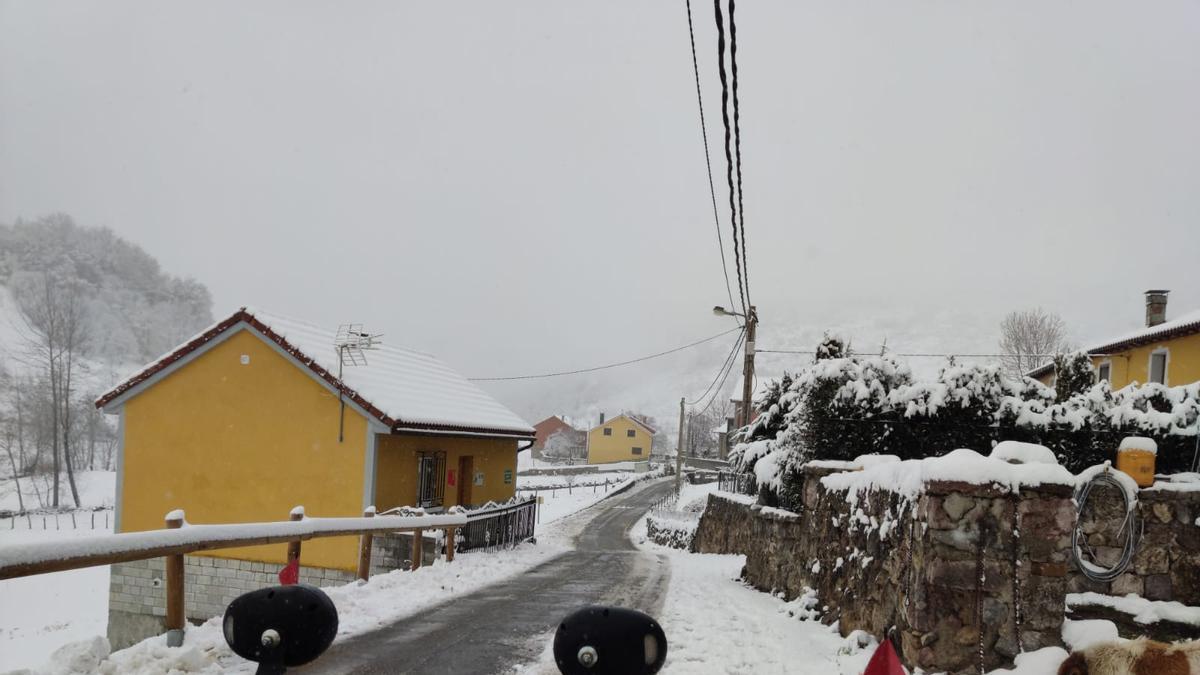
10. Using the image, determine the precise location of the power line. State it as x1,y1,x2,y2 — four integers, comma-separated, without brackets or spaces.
712,0,747,316
756,349,1105,359
726,0,751,307
695,331,744,414
684,0,736,314
468,327,744,381
686,327,746,406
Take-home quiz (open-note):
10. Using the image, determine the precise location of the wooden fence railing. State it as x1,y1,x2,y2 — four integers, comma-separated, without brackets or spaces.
0,506,470,645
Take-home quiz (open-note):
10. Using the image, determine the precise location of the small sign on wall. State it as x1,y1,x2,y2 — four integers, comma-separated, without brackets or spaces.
504,469,513,485
447,469,457,487
474,471,485,486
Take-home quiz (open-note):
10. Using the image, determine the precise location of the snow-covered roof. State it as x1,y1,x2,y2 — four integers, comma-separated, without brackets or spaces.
1028,308,1200,378
95,307,535,439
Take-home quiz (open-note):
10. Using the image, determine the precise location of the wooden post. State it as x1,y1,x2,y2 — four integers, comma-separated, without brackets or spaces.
444,527,456,562
411,528,424,570
286,506,304,565
357,507,375,581
164,510,185,647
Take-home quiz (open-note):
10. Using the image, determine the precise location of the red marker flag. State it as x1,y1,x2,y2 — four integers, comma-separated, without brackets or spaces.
278,558,300,586
862,639,906,675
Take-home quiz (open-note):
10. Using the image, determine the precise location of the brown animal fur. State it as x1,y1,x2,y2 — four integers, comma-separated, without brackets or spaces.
1058,638,1200,675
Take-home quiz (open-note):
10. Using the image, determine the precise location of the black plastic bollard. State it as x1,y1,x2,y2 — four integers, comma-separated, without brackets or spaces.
223,585,338,675
553,606,667,675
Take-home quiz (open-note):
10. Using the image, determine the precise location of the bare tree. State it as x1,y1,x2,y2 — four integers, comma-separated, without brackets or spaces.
999,308,1069,378
685,404,729,459
542,429,585,462
14,272,88,507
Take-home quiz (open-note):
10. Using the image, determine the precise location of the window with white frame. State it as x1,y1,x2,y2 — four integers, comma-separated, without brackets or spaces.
1096,361,1111,383
1149,349,1168,385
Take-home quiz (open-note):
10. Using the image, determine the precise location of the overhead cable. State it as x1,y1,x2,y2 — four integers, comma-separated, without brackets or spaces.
468,327,743,381
684,0,737,313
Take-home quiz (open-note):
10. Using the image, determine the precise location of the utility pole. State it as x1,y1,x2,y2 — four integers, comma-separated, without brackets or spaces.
738,306,758,429
674,397,686,494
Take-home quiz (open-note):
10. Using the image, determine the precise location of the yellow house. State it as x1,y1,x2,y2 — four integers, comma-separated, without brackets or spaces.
96,307,535,574
1029,290,1200,390
586,413,655,464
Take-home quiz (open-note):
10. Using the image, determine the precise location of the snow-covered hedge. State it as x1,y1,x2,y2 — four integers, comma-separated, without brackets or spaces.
730,355,1200,500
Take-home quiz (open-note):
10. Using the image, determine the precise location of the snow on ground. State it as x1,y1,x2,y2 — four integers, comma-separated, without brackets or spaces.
0,471,117,671
516,472,634,490
616,486,1132,675
0,526,113,672
634,541,876,673
1067,592,1200,626
3,472,650,674
0,471,116,513
89,542,568,675
528,471,662,525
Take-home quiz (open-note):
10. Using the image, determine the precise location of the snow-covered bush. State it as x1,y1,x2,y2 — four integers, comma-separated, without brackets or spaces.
1054,351,1096,401
728,346,1200,491
743,372,794,442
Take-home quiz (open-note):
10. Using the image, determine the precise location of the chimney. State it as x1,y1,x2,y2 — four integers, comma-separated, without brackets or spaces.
1145,290,1170,327
599,412,606,425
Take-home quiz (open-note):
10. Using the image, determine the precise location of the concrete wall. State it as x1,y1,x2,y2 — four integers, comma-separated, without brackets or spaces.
693,465,1076,674
108,556,356,649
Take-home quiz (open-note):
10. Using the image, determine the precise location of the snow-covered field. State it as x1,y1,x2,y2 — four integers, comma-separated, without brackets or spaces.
0,526,113,672
0,470,115,513
0,471,117,672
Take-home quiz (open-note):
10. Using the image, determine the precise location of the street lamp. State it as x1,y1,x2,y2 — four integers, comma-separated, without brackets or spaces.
711,304,758,443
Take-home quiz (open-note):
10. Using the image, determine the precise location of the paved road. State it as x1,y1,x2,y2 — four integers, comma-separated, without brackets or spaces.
302,479,675,675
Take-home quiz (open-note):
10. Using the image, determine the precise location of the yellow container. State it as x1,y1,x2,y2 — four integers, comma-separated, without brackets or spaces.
1116,436,1157,488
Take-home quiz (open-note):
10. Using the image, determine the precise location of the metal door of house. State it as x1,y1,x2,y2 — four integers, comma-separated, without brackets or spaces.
416,451,446,508
457,456,473,506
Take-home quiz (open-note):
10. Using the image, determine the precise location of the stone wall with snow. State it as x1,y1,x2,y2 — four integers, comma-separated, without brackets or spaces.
693,453,1076,674
1069,474,1200,607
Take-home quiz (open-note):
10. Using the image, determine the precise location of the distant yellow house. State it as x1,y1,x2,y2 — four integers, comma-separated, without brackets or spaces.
1029,290,1200,389
96,307,535,573
586,413,655,464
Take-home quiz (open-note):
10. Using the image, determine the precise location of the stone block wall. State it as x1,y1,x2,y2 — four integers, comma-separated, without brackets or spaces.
108,531,461,649
370,531,440,576
692,465,1076,674
1068,480,1200,605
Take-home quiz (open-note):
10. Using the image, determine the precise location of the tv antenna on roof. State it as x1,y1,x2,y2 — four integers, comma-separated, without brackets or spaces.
333,324,382,443
335,324,382,367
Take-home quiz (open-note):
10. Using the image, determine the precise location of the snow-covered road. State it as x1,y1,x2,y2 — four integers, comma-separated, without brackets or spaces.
304,478,675,674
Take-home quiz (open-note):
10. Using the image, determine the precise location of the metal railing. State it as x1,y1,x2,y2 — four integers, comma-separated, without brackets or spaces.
717,471,756,496
457,498,537,553
649,491,678,514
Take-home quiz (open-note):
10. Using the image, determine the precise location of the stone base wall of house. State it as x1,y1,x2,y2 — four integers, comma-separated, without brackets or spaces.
370,531,440,576
1068,479,1200,605
108,556,357,650
692,465,1076,674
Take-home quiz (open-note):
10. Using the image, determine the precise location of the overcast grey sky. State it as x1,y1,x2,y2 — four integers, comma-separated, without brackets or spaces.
2,1,1198,421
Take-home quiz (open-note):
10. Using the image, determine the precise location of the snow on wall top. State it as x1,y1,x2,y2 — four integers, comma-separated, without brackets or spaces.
96,307,535,437
820,448,1076,500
